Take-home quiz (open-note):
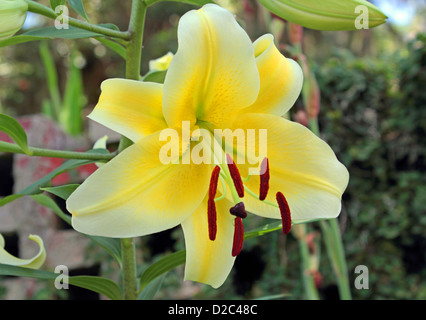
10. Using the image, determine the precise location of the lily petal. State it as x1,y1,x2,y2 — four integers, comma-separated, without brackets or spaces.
88,79,167,142
67,132,212,237
241,34,303,116
230,113,349,222
163,4,260,129
0,234,46,269
181,197,236,288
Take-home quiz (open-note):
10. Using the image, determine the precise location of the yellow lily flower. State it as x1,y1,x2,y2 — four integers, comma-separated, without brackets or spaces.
0,234,46,269
66,4,349,288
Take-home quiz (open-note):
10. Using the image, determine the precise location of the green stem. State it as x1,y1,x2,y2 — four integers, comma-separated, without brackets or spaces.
309,117,352,300
118,0,148,300
25,0,131,40
295,224,320,300
125,0,147,80
0,141,115,161
323,219,352,300
120,238,138,300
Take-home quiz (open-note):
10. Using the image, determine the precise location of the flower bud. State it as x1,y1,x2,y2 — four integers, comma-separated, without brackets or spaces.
258,0,387,31
148,51,174,72
0,0,28,40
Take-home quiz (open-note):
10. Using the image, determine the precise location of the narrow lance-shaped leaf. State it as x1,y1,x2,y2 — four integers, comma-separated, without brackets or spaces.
49,0,66,10
68,0,89,21
0,114,32,155
0,264,122,300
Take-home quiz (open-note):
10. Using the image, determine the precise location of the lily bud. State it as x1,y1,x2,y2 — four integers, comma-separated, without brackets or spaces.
148,51,174,72
0,0,28,40
258,0,387,31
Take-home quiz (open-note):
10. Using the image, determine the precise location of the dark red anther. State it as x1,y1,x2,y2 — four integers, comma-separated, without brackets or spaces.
209,166,221,199
207,166,221,241
207,198,217,241
226,154,244,198
276,192,292,235
229,202,247,219
259,157,270,201
232,217,244,257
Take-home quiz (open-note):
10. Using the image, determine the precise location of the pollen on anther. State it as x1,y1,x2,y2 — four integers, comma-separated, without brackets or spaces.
209,166,221,199
259,157,270,201
276,192,292,235
232,217,244,257
226,154,244,198
207,197,217,241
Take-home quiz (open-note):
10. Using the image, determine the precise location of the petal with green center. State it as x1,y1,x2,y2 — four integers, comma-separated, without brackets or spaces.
163,4,260,129
88,79,167,142
181,197,236,288
229,113,349,222
241,34,303,117
0,234,46,269
67,132,212,238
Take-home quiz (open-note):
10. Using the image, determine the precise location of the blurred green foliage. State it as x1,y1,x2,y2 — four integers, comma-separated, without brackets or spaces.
316,33,426,299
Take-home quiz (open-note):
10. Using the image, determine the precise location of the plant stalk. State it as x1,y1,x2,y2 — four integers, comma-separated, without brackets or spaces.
120,238,138,300
0,141,115,161
119,0,148,300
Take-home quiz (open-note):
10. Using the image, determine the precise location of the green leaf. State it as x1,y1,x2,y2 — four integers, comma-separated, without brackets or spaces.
142,70,167,84
94,37,126,59
0,264,122,300
139,250,186,292
23,25,105,39
39,41,61,121
68,276,122,300
0,35,46,48
61,52,85,135
31,194,122,267
68,0,89,21
40,184,80,200
50,0,66,9
138,273,167,300
0,114,31,155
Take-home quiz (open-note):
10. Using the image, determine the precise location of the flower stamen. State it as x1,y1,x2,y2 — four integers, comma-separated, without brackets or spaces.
207,197,217,241
226,154,244,198
232,217,244,257
207,166,221,241
229,202,247,219
276,192,292,235
209,166,221,199
259,157,270,201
